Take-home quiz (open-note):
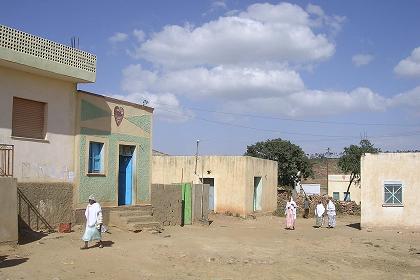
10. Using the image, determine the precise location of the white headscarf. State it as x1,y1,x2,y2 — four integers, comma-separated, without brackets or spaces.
315,203,325,217
290,197,297,207
327,200,335,211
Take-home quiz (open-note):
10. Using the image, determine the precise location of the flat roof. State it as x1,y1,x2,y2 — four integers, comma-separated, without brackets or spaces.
0,24,96,83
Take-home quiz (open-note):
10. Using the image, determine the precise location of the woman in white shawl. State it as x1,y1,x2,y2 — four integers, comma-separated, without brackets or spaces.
289,197,297,230
326,199,336,228
284,201,293,229
314,201,325,228
81,195,103,249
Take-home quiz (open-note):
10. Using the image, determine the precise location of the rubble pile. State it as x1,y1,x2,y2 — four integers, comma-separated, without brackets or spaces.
274,191,360,217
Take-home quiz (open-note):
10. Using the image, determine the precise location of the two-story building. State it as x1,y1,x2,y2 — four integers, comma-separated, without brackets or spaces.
0,24,153,232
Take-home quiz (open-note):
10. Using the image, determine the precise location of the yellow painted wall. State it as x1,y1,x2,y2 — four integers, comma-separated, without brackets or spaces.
328,174,361,204
361,153,420,229
0,65,76,182
152,156,278,216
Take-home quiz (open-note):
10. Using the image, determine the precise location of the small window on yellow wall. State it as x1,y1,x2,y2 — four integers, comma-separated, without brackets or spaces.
88,142,105,174
12,97,46,139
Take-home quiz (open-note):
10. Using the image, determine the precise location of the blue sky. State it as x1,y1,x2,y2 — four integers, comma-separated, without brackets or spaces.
2,0,420,156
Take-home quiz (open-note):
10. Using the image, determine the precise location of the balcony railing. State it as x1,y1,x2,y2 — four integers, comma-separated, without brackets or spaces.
0,25,96,82
0,144,14,177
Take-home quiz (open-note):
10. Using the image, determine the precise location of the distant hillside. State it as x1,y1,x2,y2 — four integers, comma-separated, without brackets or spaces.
301,158,343,189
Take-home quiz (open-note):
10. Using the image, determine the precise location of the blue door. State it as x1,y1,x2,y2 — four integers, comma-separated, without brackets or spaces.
118,155,133,205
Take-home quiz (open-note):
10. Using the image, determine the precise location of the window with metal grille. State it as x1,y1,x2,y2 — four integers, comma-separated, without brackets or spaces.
12,97,46,139
88,142,104,174
384,183,403,205
333,192,340,200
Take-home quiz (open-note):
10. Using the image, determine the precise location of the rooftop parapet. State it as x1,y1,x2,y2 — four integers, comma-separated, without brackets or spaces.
0,25,96,83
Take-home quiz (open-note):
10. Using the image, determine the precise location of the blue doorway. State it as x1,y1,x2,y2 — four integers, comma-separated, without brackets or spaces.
118,145,135,206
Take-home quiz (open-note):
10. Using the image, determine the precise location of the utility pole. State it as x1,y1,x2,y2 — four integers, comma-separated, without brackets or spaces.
326,147,331,193
194,139,200,174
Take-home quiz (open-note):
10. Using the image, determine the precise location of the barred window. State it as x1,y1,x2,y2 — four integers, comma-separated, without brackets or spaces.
384,183,403,205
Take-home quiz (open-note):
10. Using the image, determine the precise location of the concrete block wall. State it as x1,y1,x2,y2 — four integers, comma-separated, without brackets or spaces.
0,178,18,244
151,184,182,226
17,182,73,230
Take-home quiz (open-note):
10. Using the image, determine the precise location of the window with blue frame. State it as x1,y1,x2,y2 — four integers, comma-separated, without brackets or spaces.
343,192,351,201
88,142,104,174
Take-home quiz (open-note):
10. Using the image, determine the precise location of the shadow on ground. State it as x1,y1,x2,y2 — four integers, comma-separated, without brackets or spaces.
101,240,114,248
18,217,49,245
346,223,361,230
0,255,29,268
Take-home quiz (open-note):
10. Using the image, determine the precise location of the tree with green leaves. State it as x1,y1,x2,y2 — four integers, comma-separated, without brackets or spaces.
338,139,380,201
245,138,313,188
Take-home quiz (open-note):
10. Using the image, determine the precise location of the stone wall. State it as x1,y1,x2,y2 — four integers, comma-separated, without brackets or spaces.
275,191,360,217
151,184,182,226
0,178,18,244
17,182,73,230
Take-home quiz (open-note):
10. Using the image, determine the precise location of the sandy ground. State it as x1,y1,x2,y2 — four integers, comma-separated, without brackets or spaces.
1,215,420,280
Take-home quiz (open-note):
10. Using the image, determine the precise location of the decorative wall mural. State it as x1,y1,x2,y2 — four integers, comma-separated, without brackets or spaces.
114,106,124,126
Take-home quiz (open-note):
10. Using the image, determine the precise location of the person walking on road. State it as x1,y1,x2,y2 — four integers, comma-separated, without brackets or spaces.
315,201,325,228
81,195,104,249
326,199,337,228
303,197,310,219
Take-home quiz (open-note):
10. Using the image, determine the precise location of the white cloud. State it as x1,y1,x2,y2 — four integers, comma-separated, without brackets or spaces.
157,66,304,99
133,29,146,42
394,47,420,78
389,86,420,108
225,87,386,117
306,4,346,36
120,3,420,121
212,0,227,9
352,54,374,67
119,63,394,118
134,2,337,68
111,92,193,122
118,64,193,122
108,32,129,44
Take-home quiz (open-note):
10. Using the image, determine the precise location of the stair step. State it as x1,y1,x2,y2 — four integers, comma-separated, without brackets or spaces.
118,210,152,217
111,205,152,212
128,221,161,231
126,216,155,223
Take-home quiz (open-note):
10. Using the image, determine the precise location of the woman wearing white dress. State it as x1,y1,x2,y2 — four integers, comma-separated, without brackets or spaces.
326,199,336,228
315,201,325,228
81,195,103,249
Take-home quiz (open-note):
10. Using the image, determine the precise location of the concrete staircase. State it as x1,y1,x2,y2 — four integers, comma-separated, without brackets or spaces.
108,205,161,232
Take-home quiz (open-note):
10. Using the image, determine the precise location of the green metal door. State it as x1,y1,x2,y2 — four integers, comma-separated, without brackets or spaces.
182,183,192,225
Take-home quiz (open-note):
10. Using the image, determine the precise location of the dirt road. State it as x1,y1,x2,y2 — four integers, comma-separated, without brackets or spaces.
1,215,419,279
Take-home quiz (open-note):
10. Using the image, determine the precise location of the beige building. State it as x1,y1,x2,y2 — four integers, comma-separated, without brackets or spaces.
152,156,278,217
0,24,95,182
328,174,361,204
361,153,420,229
0,24,154,233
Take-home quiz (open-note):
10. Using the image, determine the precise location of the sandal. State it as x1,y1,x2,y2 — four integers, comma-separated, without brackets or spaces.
80,246,88,250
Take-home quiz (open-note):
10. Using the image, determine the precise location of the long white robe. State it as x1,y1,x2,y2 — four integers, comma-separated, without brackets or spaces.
315,203,325,217
326,200,336,216
290,198,297,220
82,202,103,242
85,202,103,227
